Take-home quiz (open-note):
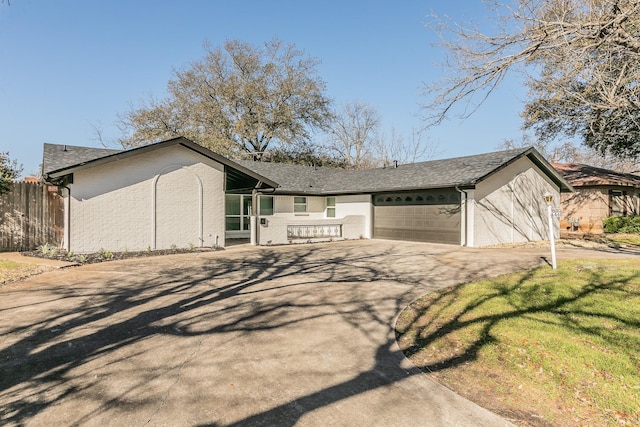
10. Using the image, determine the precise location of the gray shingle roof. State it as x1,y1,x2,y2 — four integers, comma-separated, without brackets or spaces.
330,147,533,193
43,143,122,175
239,147,570,194
42,140,571,194
236,160,348,194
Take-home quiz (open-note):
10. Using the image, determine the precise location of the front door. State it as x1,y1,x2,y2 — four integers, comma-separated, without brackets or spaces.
225,194,251,239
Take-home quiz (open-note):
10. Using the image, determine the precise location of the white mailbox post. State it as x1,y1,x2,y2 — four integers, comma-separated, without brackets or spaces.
544,192,557,270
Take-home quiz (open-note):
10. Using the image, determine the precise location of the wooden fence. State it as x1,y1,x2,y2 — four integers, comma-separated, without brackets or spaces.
0,182,64,252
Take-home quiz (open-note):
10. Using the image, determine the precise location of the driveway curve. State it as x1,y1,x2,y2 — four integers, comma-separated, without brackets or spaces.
0,240,635,426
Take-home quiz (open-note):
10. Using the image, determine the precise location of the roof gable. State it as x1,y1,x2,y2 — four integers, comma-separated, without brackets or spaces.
43,137,279,190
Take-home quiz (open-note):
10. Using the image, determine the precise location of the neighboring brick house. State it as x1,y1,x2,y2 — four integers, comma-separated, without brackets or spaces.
42,137,572,253
553,163,640,233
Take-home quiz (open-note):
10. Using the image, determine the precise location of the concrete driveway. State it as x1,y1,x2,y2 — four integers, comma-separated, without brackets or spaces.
0,240,635,426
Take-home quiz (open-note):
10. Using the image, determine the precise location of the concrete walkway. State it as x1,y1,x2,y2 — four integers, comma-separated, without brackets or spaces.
0,240,635,426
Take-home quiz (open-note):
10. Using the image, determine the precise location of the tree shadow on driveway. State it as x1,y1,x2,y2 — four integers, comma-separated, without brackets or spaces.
0,241,579,426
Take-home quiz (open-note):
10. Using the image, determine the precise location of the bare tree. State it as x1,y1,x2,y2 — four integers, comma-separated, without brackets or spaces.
326,102,380,169
90,121,114,149
498,135,582,163
118,39,333,159
499,136,640,172
424,0,640,158
373,128,439,167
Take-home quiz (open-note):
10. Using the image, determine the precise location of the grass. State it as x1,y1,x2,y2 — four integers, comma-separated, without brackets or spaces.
603,234,640,247
0,259,46,286
396,259,640,426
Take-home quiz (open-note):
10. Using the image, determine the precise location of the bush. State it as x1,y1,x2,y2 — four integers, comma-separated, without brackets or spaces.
603,216,640,234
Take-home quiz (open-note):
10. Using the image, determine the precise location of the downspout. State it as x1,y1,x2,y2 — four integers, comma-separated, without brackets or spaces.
455,186,468,247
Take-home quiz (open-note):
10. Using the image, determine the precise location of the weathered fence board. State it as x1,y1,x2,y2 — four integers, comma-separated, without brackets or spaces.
0,182,63,252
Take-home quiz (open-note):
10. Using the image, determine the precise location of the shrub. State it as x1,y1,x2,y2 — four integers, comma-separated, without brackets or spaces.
38,243,58,257
603,216,640,234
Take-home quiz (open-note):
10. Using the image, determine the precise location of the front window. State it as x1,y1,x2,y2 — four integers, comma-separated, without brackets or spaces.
609,190,626,216
294,196,307,213
226,194,251,231
259,195,274,216
326,196,336,218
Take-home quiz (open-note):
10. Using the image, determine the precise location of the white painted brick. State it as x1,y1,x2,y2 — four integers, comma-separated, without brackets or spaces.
68,145,225,253
256,194,371,245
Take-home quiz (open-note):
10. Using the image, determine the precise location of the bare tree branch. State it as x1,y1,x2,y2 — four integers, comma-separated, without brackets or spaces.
373,128,439,167
424,0,640,158
325,102,380,169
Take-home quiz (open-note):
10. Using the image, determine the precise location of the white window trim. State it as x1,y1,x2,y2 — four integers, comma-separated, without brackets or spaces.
326,196,336,218
225,194,251,236
294,196,307,214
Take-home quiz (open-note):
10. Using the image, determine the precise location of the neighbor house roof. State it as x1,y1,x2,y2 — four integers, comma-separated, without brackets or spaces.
42,137,279,191
553,163,640,188
240,146,573,194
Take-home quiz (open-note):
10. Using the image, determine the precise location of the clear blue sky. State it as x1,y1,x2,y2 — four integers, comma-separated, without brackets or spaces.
0,0,527,177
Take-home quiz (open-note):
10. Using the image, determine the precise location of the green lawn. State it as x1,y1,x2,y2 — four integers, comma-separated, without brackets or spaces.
396,259,640,426
604,234,640,247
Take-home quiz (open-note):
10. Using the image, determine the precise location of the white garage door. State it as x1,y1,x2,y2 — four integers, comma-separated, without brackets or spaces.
373,190,461,245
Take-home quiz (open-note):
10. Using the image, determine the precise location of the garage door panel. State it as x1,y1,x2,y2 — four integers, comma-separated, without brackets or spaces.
373,203,460,245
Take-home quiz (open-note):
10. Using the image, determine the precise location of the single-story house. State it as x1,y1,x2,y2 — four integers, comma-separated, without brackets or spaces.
553,163,640,233
42,137,572,253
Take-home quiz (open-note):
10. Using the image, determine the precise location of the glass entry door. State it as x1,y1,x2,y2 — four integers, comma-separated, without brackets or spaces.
226,194,251,239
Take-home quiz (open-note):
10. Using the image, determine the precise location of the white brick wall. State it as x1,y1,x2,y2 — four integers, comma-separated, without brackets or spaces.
335,194,372,238
273,195,326,218
473,157,559,247
257,215,366,245
68,145,225,253
255,194,370,245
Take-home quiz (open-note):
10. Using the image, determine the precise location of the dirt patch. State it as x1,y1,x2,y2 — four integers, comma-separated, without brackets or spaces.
427,366,559,427
486,235,638,251
0,262,51,287
21,247,216,265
